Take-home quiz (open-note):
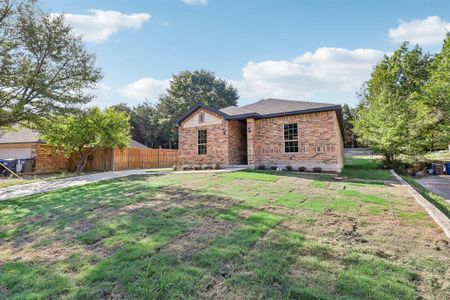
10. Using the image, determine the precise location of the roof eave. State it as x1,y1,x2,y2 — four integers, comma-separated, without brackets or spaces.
173,103,230,126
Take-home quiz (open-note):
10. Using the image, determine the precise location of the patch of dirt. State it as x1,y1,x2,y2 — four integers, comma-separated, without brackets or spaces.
6,241,73,262
164,217,237,260
120,188,241,214
120,199,174,213
201,275,229,299
340,223,368,245
434,239,450,251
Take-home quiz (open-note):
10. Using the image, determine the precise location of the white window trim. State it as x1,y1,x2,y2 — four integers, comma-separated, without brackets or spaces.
197,129,207,155
283,123,299,153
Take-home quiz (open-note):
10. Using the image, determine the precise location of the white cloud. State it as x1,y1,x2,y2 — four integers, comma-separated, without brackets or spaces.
180,0,208,6
55,10,151,43
119,78,169,102
388,16,449,45
235,47,385,104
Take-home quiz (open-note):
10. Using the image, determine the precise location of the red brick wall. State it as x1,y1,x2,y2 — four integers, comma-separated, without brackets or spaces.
178,108,229,165
247,111,343,172
34,144,71,174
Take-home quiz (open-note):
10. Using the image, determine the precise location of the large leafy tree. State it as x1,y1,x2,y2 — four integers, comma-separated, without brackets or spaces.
353,43,432,164
412,35,450,151
156,70,239,148
0,0,102,127
41,108,130,175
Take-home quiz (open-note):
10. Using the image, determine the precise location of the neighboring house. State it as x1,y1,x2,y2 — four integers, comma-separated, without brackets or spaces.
0,127,39,159
0,127,149,173
175,98,344,172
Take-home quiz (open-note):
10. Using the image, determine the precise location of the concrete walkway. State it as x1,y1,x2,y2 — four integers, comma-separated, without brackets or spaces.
415,175,450,202
0,169,155,202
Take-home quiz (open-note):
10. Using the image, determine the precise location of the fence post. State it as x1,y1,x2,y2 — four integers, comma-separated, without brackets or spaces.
112,148,115,171
141,149,144,169
157,149,160,167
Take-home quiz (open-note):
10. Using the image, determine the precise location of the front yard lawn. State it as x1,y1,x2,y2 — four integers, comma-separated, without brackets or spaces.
0,158,449,299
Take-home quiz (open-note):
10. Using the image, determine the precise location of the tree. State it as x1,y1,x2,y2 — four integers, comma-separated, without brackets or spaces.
133,102,163,147
0,0,102,127
156,70,238,148
109,102,162,147
412,35,450,151
342,104,358,148
353,43,432,165
41,107,130,175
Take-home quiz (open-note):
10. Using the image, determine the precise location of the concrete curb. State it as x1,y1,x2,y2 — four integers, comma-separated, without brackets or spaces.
391,170,450,238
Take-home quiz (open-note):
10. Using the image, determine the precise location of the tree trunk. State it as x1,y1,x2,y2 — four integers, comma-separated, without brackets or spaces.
383,152,395,168
76,148,92,175
76,154,88,175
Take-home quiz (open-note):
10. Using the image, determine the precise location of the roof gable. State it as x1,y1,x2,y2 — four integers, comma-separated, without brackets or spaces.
0,127,41,144
173,103,228,126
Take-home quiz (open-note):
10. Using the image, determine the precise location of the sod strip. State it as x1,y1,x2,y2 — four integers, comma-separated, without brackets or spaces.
192,211,284,273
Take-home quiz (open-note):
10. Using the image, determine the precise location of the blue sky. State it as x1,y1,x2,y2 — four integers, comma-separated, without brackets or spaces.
42,0,450,107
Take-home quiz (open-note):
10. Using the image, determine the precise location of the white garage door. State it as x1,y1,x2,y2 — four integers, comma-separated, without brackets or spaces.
0,147,33,159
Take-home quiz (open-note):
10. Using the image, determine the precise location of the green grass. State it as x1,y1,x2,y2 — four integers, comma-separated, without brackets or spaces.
0,164,447,299
337,252,416,300
276,193,307,208
220,170,280,182
402,175,450,220
342,156,393,180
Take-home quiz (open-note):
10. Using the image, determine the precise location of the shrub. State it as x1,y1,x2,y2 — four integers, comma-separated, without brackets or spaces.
313,167,322,173
298,166,306,172
256,165,266,170
285,165,293,171
201,164,211,170
182,165,192,171
172,165,178,171
193,164,202,170
270,166,277,170
212,163,221,170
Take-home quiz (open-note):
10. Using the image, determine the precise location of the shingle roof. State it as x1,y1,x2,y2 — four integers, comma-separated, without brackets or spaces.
236,98,338,116
0,127,41,144
129,139,149,148
220,106,253,116
175,98,341,124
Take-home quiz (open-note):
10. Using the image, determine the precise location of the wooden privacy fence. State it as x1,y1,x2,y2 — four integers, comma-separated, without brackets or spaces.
112,148,178,171
76,147,177,172
33,145,178,174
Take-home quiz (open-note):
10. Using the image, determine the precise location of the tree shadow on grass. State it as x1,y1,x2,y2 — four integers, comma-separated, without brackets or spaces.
0,178,246,299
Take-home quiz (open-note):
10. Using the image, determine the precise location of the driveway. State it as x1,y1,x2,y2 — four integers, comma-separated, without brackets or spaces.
416,175,450,202
0,169,158,201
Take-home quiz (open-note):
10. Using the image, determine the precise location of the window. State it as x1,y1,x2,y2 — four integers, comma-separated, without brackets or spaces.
284,123,299,153
198,112,205,123
198,129,207,155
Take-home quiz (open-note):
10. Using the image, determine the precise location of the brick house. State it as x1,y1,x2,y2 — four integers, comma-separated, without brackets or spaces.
175,98,344,172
